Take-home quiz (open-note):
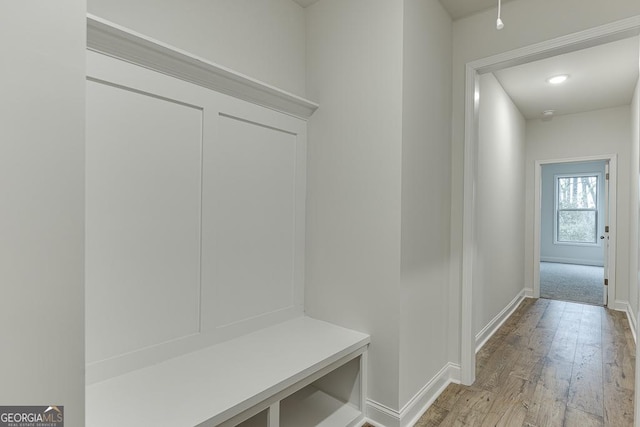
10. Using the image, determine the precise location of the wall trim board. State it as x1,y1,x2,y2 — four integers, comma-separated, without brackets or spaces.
466,16,640,75
475,290,526,354
626,302,637,343
460,14,640,386
399,363,461,427
362,418,388,427
86,14,318,119
524,288,534,298
604,300,635,343
540,257,604,267
610,299,629,312
365,363,461,427
366,400,399,427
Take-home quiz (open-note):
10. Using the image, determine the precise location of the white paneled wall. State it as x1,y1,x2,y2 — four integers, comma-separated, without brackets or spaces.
85,51,306,383
86,80,203,363
201,114,299,329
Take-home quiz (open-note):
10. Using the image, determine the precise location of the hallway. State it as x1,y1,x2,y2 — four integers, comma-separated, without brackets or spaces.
416,298,635,426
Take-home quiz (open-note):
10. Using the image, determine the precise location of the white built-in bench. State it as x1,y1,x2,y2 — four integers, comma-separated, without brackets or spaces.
84,15,369,427
86,317,370,427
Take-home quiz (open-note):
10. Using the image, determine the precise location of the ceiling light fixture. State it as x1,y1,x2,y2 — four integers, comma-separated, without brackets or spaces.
541,110,555,121
496,0,504,30
547,74,569,84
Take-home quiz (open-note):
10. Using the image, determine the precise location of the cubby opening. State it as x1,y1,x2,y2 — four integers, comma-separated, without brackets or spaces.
280,357,363,427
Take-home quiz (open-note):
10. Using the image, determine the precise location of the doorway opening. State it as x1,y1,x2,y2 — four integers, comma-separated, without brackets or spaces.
533,156,616,308
538,160,609,306
459,16,640,386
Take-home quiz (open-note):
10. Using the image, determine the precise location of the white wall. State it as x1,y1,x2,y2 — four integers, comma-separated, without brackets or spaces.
87,0,307,97
305,0,404,412
0,1,85,425
306,0,454,419
399,0,452,410
474,73,526,336
525,106,632,304
540,161,606,266
451,0,640,364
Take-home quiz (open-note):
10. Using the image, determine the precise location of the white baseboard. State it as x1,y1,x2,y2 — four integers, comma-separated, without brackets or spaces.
361,419,384,427
524,287,534,298
475,289,526,353
611,299,629,312
366,400,399,427
540,257,604,267
365,363,461,427
625,301,637,344
610,300,636,344
399,363,460,427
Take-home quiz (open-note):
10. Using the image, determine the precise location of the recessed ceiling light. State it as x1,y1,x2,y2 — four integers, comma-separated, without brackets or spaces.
546,74,569,85
541,110,555,121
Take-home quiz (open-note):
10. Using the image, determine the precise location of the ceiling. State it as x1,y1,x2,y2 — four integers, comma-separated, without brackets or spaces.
291,1,639,120
292,0,319,8
493,36,640,120
292,0,513,20
438,0,515,20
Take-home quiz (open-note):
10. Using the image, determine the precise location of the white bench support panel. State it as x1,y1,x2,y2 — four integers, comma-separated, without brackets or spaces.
86,317,369,427
268,404,279,427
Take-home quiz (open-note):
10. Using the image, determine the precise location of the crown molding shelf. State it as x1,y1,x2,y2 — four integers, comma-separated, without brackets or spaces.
86,14,319,119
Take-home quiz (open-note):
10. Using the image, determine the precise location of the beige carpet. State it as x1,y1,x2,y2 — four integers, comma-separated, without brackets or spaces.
540,262,604,305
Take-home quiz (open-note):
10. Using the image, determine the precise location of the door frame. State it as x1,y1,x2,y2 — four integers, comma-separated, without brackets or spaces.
460,15,640,387
532,155,617,306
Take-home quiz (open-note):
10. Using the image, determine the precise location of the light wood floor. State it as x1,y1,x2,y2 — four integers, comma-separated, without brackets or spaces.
413,298,636,426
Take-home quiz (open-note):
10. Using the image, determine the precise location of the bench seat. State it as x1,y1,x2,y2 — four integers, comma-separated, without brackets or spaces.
86,317,370,427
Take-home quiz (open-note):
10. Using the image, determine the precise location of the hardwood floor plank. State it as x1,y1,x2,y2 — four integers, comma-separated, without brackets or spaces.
603,383,634,426
574,342,603,371
564,406,604,427
480,401,527,427
510,349,545,382
567,365,603,417
524,356,572,426
514,301,551,337
413,405,448,427
523,388,566,427
577,310,602,347
436,388,495,427
495,372,538,403
474,344,519,392
450,408,487,427
547,319,580,364
604,359,635,391
536,357,573,401
535,303,564,331
431,383,467,410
